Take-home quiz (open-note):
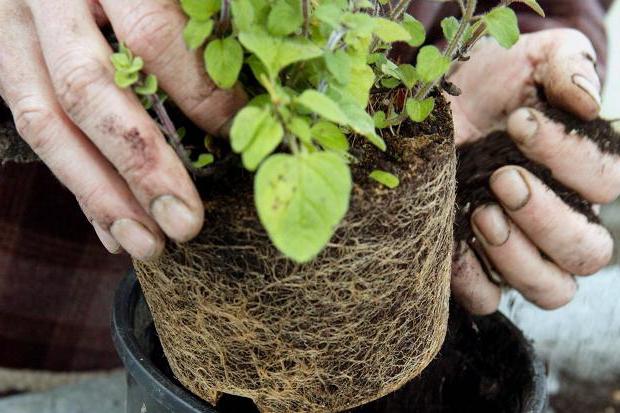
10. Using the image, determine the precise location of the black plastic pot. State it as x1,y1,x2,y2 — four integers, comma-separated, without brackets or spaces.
112,272,547,413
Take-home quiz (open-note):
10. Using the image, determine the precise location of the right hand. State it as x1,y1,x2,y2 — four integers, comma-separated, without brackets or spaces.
0,0,246,260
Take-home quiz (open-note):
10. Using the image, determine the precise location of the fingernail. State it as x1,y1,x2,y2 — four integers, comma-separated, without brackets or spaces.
151,195,202,242
572,74,601,111
110,219,160,260
471,204,510,247
93,221,122,254
490,167,531,211
508,108,538,145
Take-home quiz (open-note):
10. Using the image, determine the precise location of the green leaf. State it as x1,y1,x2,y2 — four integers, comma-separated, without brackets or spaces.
441,17,459,42
239,31,323,79
372,17,411,43
177,127,187,140
110,53,130,70
339,102,385,151
193,153,215,168
416,45,450,83
267,0,303,36
397,64,418,89
483,6,520,49
134,74,158,95
230,106,268,152
380,77,400,89
287,116,312,143
114,71,139,88
204,36,244,89
329,62,374,108
402,14,425,47
373,111,388,128
230,107,284,170
314,4,343,29
369,170,399,189
406,97,435,123
183,18,214,50
180,0,220,20
255,152,352,263
296,90,349,125
341,12,376,37
231,0,255,31
325,50,351,84
311,121,349,151
515,0,545,17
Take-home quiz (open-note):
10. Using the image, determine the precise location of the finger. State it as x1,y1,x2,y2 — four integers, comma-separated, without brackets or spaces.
100,0,246,135
27,0,204,242
490,166,613,275
451,243,502,315
527,29,601,120
471,204,577,309
507,107,620,204
0,5,164,260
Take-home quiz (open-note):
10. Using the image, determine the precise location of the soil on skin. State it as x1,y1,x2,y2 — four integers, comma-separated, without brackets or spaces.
148,303,537,413
454,107,620,243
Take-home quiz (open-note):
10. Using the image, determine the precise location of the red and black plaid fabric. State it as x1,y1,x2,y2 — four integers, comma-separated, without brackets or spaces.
0,162,131,371
0,1,612,372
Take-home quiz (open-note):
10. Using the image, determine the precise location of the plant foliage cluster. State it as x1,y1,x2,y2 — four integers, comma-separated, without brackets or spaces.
112,0,543,263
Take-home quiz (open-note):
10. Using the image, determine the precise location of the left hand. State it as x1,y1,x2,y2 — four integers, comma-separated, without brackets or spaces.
448,29,619,314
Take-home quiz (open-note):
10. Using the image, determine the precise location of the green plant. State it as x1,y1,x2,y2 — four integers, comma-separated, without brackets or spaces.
113,0,543,263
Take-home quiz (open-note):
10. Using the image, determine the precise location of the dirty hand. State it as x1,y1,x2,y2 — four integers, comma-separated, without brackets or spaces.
449,29,618,314
0,0,245,260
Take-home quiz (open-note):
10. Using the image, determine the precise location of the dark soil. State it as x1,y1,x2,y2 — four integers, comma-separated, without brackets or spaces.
454,107,620,243
147,303,541,413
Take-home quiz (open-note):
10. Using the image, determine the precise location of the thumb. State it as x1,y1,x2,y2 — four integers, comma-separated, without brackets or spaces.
529,28,601,120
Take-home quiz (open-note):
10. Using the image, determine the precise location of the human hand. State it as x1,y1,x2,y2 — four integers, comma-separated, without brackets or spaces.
449,29,618,314
0,0,246,260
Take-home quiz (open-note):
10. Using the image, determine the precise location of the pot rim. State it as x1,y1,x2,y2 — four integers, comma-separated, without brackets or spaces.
112,271,216,413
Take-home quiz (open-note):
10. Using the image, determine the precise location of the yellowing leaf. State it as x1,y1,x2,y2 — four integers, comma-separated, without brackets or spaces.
255,152,351,263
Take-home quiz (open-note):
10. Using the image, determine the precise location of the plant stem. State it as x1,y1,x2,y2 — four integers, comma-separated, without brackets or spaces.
218,0,231,34
388,0,413,21
413,0,476,100
149,95,214,177
302,0,310,36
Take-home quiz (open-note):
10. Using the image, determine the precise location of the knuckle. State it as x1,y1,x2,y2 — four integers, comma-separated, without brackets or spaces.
570,243,613,276
12,96,58,155
52,51,108,121
77,182,112,218
121,2,178,63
